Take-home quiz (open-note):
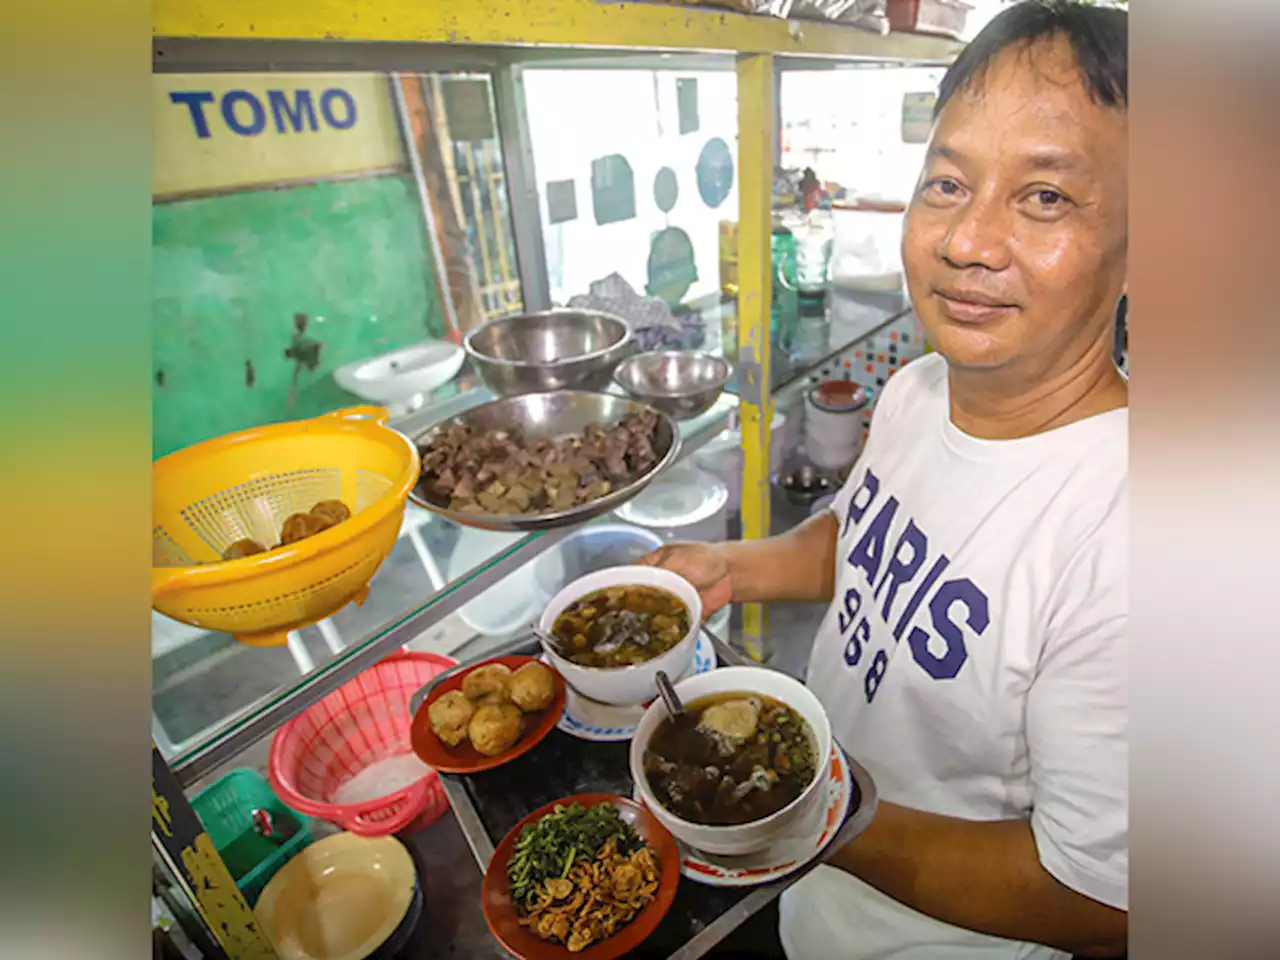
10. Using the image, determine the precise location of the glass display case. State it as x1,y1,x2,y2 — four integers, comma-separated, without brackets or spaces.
151,3,962,955
151,67,942,786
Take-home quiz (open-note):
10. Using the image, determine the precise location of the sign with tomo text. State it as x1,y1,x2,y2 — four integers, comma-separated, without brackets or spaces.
154,74,406,198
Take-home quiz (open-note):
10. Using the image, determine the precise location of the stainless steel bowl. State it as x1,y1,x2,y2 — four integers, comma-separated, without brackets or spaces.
406,390,681,532
613,350,733,420
463,309,634,397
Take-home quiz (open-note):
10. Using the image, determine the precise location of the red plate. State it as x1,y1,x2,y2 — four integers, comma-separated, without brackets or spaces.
410,655,566,774
482,793,681,960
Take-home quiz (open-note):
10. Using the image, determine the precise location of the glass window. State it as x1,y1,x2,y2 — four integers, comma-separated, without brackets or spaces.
781,65,946,205
523,68,738,309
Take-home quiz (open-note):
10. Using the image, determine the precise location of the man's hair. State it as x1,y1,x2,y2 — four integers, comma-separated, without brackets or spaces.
935,1,1128,118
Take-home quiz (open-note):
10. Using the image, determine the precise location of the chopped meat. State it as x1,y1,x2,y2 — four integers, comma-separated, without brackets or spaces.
631,433,656,467
452,472,477,500
432,466,457,495
415,412,662,517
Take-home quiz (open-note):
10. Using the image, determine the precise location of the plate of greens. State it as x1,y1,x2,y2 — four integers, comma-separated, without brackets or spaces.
482,794,680,959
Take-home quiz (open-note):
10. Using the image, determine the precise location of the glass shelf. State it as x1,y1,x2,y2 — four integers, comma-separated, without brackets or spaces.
153,383,740,783
688,293,912,397
153,294,912,783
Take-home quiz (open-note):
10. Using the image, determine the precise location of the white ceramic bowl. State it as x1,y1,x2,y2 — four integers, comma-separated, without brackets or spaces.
537,565,702,706
628,666,833,856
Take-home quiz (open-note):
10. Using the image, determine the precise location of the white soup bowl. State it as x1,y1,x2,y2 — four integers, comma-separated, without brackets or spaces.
628,666,832,856
536,565,701,706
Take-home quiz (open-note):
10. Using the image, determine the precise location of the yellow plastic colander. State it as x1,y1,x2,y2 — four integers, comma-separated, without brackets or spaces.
152,406,421,647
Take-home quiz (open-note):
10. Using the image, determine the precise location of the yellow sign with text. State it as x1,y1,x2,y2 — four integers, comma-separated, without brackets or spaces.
153,74,406,198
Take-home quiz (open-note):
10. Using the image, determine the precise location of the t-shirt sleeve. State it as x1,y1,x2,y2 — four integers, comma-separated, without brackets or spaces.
1027,488,1129,911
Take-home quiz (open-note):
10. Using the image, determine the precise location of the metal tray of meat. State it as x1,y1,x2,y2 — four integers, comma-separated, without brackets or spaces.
405,390,682,532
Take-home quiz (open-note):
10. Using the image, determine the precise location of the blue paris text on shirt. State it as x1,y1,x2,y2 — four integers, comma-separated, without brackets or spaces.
835,466,990,702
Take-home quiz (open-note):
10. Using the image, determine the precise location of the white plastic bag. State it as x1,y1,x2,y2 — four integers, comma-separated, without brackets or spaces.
643,0,889,34
784,0,890,35
830,206,906,289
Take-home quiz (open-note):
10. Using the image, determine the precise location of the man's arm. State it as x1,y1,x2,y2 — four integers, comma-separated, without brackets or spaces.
827,802,1128,958
640,510,840,614
721,509,840,605
646,362,915,610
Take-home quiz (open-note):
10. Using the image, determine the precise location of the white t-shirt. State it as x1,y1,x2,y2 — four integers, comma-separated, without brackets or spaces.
779,353,1128,960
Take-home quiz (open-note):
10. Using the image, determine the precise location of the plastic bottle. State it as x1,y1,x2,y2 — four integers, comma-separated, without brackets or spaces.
791,292,829,365
771,221,798,354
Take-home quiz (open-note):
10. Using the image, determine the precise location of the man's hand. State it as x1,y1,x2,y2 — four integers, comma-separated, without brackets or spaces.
637,542,733,619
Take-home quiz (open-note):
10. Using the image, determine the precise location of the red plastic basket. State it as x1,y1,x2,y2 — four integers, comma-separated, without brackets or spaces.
268,650,457,837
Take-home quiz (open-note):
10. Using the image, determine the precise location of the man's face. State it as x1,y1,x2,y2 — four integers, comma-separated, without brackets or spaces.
902,37,1128,374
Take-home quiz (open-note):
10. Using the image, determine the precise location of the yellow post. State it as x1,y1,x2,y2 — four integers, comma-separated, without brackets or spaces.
735,53,775,662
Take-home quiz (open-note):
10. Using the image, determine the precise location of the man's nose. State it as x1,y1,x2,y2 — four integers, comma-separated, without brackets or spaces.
938,193,1011,270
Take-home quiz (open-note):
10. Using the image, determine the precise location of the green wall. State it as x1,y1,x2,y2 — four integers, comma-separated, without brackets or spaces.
152,173,445,459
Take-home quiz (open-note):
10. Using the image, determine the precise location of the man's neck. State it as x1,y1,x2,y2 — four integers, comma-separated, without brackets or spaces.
947,336,1127,440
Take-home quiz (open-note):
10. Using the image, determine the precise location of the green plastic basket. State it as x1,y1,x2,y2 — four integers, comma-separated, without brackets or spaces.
191,767,313,906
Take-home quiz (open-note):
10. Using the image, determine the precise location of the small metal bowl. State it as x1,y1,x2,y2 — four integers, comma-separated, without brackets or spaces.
463,309,634,397
613,350,733,421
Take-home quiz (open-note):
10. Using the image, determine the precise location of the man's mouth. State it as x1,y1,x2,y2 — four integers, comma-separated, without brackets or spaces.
933,288,1018,324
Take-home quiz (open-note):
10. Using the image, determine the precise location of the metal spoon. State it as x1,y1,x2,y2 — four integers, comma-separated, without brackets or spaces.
654,670,685,718
532,626,566,656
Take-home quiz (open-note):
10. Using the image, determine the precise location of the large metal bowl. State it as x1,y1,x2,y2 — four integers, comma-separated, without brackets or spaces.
613,350,733,420
406,391,681,532
463,309,634,397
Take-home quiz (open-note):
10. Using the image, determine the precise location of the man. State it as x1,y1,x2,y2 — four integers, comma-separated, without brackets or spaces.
642,3,1129,957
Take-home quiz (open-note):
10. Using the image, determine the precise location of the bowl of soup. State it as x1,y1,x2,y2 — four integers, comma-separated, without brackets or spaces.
537,565,702,705
628,666,833,856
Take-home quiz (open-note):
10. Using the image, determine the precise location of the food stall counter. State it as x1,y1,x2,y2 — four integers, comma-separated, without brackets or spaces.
408,629,878,959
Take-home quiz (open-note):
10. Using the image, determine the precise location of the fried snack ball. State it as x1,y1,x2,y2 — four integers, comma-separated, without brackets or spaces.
510,661,556,712
310,499,352,527
221,538,267,561
428,690,475,748
468,702,524,757
462,663,512,704
280,512,327,545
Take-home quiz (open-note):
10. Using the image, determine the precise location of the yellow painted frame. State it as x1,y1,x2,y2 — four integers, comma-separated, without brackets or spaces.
154,0,960,61
735,52,774,661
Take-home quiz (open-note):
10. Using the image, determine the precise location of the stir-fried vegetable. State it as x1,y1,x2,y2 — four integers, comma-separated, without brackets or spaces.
506,802,642,908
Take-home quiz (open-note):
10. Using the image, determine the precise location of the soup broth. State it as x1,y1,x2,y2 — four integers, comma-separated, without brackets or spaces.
642,692,816,826
552,584,690,668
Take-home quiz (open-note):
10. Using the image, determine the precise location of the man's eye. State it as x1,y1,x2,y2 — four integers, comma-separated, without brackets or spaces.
1020,186,1074,220
922,178,963,202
